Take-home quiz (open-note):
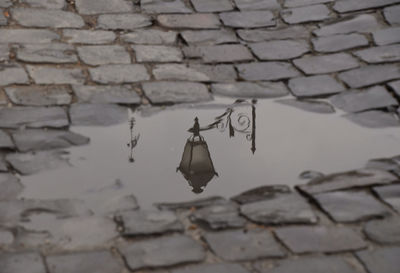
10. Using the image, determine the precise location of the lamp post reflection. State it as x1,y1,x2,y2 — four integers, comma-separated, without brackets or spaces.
127,117,140,163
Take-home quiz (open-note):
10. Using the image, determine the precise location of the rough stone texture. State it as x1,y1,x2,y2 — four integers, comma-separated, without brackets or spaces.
181,29,237,45
0,90,7,105
234,0,280,10
364,217,400,244
191,0,233,12
118,235,205,271
285,0,333,7
63,30,116,45
373,27,400,46
21,0,65,9
212,82,288,98
12,8,84,28
0,229,13,244
27,66,85,85
189,64,237,82
0,45,8,62
0,173,23,201
294,53,359,75
0,130,14,148
133,45,183,62
16,44,77,64
288,75,345,98
78,45,130,65
0,252,46,273
172,263,250,273
356,247,400,273
142,81,211,104
250,40,309,60
238,26,309,42
97,14,152,30
0,157,8,172
5,86,72,106
354,45,400,64
73,85,141,104
121,29,177,44
384,5,400,25
231,185,291,204
75,0,133,15
389,80,400,96
276,99,335,114
89,64,150,84
142,0,192,14
281,4,331,24
157,14,220,29
345,110,400,128
312,33,369,53
220,11,275,28
0,0,11,7
333,0,400,13
156,196,227,210
373,184,400,212
237,62,300,81
0,29,60,44
0,65,29,86
0,9,7,26
184,45,253,63
70,103,128,126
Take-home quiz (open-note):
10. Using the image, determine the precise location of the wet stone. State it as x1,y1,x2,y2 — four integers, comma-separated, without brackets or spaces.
89,64,149,84
373,184,400,212
0,106,68,129
181,29,237,45
118,235,205,271
172,263,250,273
143,81,211,104
64,30,116,45
345,110,399,128
231,185,291,204
364,217,400,244
184,45,252,63
157,196,227,210
234,0,280,10
5,86,71,106
70,103,128,126
384,5,400,25
89,194,139,216
75,0,133,15
0,130,13,148
237,62,300,81
250,40,309,61
238,26,309,42
77,45,130,66
12,8,84,28
354,45,400,64
16,44,77,64
220,11,275,28
157,14,220,29
373,27,400,46
333,0,400,13
288,75,345,98
27,66,85,85
204,230,286,261
356,247,400,273
21,0,65,9
276,99,335,114
0,65,29,86
0,252,46,273
0,45,8,61
73,85,141,104
366,157,400,172
330,86,397,113
191,0,233,12
97,14,152,31
141,0,192,14
0,173,23,201
121,29,177,44
0,29,60,44
211,82,288,98
294,53,359,75
133,45,182,62
312,33,369,53
281,4,331,24
0,9,7,26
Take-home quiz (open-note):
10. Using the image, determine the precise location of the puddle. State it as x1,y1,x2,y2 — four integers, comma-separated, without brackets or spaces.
19,97,400,208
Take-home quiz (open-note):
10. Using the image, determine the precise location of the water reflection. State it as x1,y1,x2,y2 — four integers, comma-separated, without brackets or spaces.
127,117,140,163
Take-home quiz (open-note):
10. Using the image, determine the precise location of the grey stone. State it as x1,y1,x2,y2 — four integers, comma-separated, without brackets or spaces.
334,0,400,13
281,4,331,24
0,0,11,7
298,168,398,195
364,217,400,244
133,45,182,62
384,5,400,25
184,45,252,63
284,0,333,7
234,0,280,10
0,90,7,105
250,40,309,60
63,30,116,45
27,66,85,85
46,251,122,273
240,192,318,224
389,80,400,96
172,263,250,273
312,33,369,53
231,185,291,204
88,194,139,216
75,0,133,15
21,0,65,9
118,210,183,236
0,252,46,273
212,82,288,98
330,86,397,113
5,86,71,106
12,8,84,28
118,235,205,271
288,75,345,98
73,85,141,104
373,27,400,46
0,130,13,148
78,45,130,66
89,64,149,84
294,53,359,74
0,174,23,201
12,129,89,152
0,9,7,25
189,64,237,82
156,196,227,210
354,45,400,64
16,44,77,64
141,0,192,14
191,0,233,12
276,226,366,254
121,29,177,44
97,14,152,30
0,229,13,244
314,14,380,37
238,26,309,42
237,62,300,81
0,65,29,86
204,230,286,261
356,247,400,273
0,44,8,61
373,184,400,212
220,11,275,28
0,157,7,171
366,157,400,172
157,14,220,29
0,106,68,129
339,64,400,88
181,29,237,45
143,81,211,104
0,29,59,44
276,99,335,114
345,110,400,128
70,103,128,126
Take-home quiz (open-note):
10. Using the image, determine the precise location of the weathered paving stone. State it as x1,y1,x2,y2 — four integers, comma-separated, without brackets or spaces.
189,64,237,82
0,252,46,273
0,156,8,171
288,75,345,98
141,0,192,13
118,210,183,236
281,4,331,24
70,103,128,126
237,62,300,81
356,247,400,273
294,53,359,75
220,11,275,28
364,217,400,244
12,8,84,28
285,0,333,7
133,45,182,62
0,0,11,7
240,192,318,224
173,264,250,273
204,230,286,261
63,30,116,45
0,9,7,26
78,45,130,66
276,226,366,254
345,111,399,128
276,99,335,114
191,0,233,12
231,185,291,204
330,86,397,113
366,156,400,172
158,14,220,29
118,235,205,271
238,26,309,42
373,27,400,46
333,0,400,13
5,86,72,106
234,0,280,10
122,29,177,44
0,229,13,244
0,130,13,148
12,129,89,152
314,14,380,37
0,29,60,44
0,44,8,61
46,251,122,273
339,64,400,89
354,45,400,64
88,194,139,216
21,0,65,9
0,106,68,129
0,173,23,201
89,64,149,84
97,14,152,30
250,40,309,60
212,82,288,98
157,196,227,210
0,65,29,86
184,45,252,63
389,80,400,96
384,5,400,25
312,33,369,53
0,90,7,105
373,184,400,212
75,0,133,15
142,81,211,104
181,29,237,45
16,43,77,64
27,66,85,85
73,85,141,104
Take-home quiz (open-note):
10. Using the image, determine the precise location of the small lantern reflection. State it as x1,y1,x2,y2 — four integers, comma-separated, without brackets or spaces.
177,117,218,194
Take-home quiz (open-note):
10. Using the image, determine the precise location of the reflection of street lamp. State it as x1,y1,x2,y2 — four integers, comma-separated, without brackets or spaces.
177,117,218,194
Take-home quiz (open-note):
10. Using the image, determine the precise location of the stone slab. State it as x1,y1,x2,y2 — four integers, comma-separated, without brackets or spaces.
70,103,128,126
0,130,13,148
27,66,85,85
212,82,288,98
141,0,192,14
288,75,345,98
156,196,227,210
364,217,400,244
5,86,72,106
334,0,400,13
0,252,46,273
75,0,133,15
345,110,400,128
172,263,250,273
63,30,116,45
0,29,59,44
184,45,253,63
384,5,400,25
238,26,309,42
121,29,177,44
276,99,335,114
77,45,131,65
294,53,359,74
12,8,84,28
231,185,291,204
250,40,309,60
373,184,400,212
237,62,300,81
281,4,331,24
181,29,237,45
354,45,400,64
16,43,77,64
97,14,152,30
234,0,280,10
220,11,275,28
21,0,65,9
373,27,400,46
0,44,8,61
157,14,220,29
0,9,7,26
339,64,400,88
0,173,23,201
0,0,11,7
73,85,141,104
356,247,400,273
191,0,233,12
89,64,150,84
312,33,369,53
0,65,29,86
284,0,333,7
133,45,182,62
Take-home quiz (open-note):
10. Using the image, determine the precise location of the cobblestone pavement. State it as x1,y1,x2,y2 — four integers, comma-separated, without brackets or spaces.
1,0,400,272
